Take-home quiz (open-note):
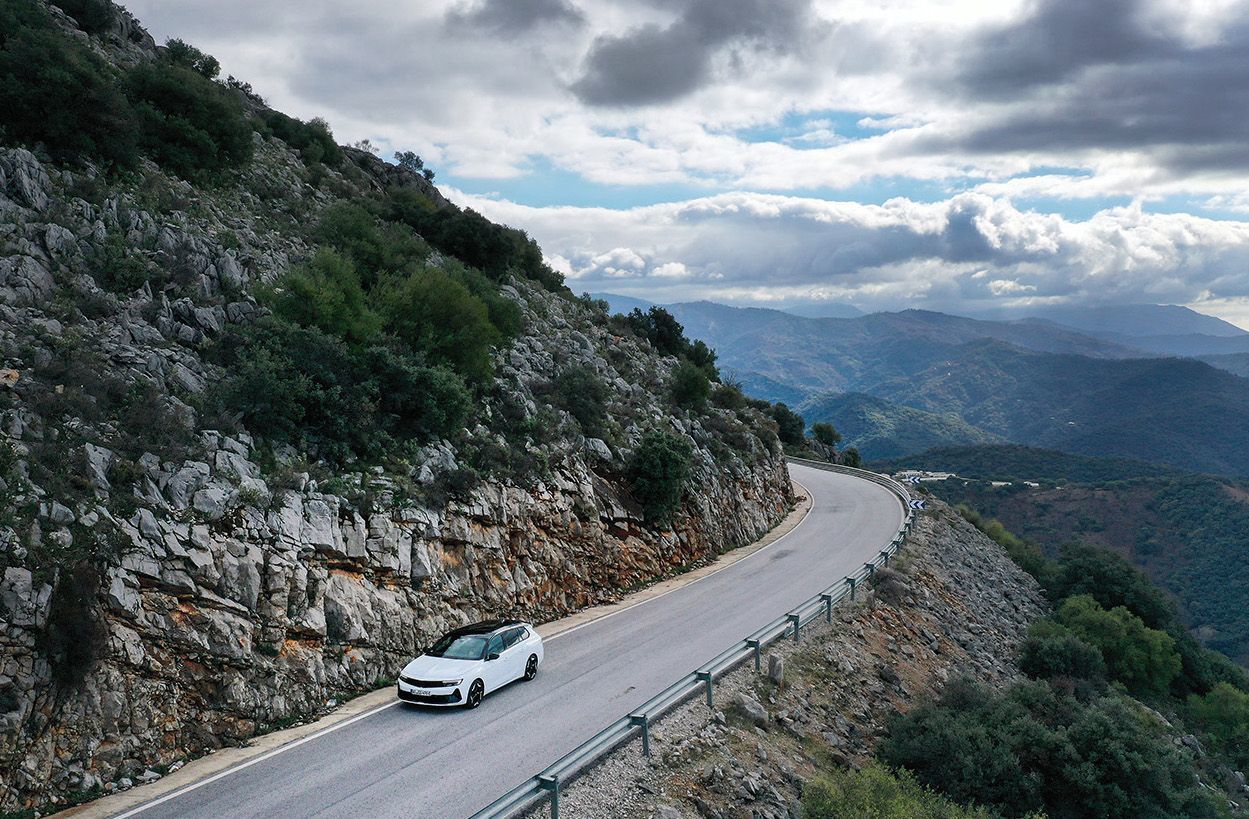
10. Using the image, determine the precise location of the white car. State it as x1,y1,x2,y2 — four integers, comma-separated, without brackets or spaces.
397,619,544,708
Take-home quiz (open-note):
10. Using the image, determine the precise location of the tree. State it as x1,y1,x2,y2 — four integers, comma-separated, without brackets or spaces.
812,422,842,446
1019,620,1106,684
1188,683,1249,770
770,403,805,446
840,447,863,468
126,60,253,180
670,360,711,409
267,249,381,344
1055,595,1181,697
163,38,220,80
373,266,500,383
628,432,693,524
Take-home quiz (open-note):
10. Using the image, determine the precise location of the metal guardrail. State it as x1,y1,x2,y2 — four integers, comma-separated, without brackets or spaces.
469,458,913,819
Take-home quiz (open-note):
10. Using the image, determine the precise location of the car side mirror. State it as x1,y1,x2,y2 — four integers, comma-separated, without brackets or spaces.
487,653,500,661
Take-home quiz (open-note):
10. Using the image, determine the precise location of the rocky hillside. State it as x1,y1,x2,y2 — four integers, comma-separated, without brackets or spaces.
0,2,793,810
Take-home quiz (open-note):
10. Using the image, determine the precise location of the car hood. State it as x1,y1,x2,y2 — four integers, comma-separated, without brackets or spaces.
401,654,481,680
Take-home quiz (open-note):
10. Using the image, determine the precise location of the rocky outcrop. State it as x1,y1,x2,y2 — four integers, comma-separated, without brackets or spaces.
0,61,792,811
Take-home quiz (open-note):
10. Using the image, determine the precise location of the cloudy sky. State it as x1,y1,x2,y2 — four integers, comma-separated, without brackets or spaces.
127,0,1249,325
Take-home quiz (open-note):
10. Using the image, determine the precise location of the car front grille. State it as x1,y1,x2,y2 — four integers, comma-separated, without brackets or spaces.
400,674,455,688
397,687,462,705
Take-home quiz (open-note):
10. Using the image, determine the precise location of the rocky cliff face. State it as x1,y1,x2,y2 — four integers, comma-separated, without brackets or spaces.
0,9,792,809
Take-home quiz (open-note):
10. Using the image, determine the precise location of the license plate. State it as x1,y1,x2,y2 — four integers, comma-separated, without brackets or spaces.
415,689,432,696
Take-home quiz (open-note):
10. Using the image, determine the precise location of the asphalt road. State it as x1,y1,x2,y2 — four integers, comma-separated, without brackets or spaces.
124,463,904,819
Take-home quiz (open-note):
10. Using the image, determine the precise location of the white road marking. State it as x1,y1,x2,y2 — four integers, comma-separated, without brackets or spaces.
112,701,401,818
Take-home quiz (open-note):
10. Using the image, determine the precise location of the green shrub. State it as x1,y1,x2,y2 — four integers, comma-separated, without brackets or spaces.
771,402,805,446
208,320,470,465
550,365,609,436
711,380,747,410
163,38,220,80
264,111,344,168
803,763,996,819
1018,619,1107,684
1054,594,1181,698
628,431,693,524
812,422,842,446
126,59,253,180
1047,543,1176,632
670,360,711,409
839,447,862,468
0,4,140,169
880,677,1226,819
92,232,158,294
1187,682,1249,771
373,266,500,383
267,248,381,344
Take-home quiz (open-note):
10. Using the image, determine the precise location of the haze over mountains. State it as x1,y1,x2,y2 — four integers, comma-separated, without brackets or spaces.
596,294,1249,475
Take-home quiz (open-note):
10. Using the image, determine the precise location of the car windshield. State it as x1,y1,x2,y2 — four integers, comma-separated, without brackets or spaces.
425,634,488,660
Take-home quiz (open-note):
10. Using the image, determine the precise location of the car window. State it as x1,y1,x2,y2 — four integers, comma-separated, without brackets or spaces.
426,634,488,660
504,627,525,648
487,634,505,657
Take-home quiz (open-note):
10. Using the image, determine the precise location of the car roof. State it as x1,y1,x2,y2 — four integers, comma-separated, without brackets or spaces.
441,619,526,640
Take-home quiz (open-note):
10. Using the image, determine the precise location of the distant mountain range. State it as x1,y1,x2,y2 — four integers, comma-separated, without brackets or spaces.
595,294,1249,474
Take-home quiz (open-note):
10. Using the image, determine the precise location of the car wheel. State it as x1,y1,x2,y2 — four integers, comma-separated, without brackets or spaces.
523,654,538,681
465,679,484,709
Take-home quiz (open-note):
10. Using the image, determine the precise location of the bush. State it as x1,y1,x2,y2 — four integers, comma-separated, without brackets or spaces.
840,447,862,468
1047,543,1176,632
628,431,693,524
803,763,995,819
208,320,470,465
373,266,500,383
771,402,805,446
0,4,140,169
163,38,220,80
711,380,748,410
1054,594,1181,698
267,248,381,344
1019,620,1107,684
1188,683,1249,771
550,365,609,436
670,360,711,409
812,422,842,446
880,677,1226,819
263,112,344,168
126,59,253,180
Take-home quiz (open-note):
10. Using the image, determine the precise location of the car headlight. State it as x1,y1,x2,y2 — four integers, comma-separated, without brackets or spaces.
445,679,463,686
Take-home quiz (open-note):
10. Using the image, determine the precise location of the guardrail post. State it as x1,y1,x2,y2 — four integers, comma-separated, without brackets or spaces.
538,775,560,819
746,638,762,671
820,593,834,623
881,549,890,568
629,714,651,758
846,576,857,600
865,562,876,581
787,613,801,642
696,671,714,709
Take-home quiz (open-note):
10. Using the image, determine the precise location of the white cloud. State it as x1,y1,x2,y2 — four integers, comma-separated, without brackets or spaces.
453,188,1249,314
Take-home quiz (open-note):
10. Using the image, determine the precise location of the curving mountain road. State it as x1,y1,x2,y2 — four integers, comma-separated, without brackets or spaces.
117,463,904,819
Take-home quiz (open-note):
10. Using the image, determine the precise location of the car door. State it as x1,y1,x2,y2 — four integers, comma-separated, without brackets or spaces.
503,627,528,681
483,633,508,692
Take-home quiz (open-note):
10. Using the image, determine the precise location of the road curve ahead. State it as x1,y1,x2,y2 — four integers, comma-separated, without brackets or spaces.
124,463,904,819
